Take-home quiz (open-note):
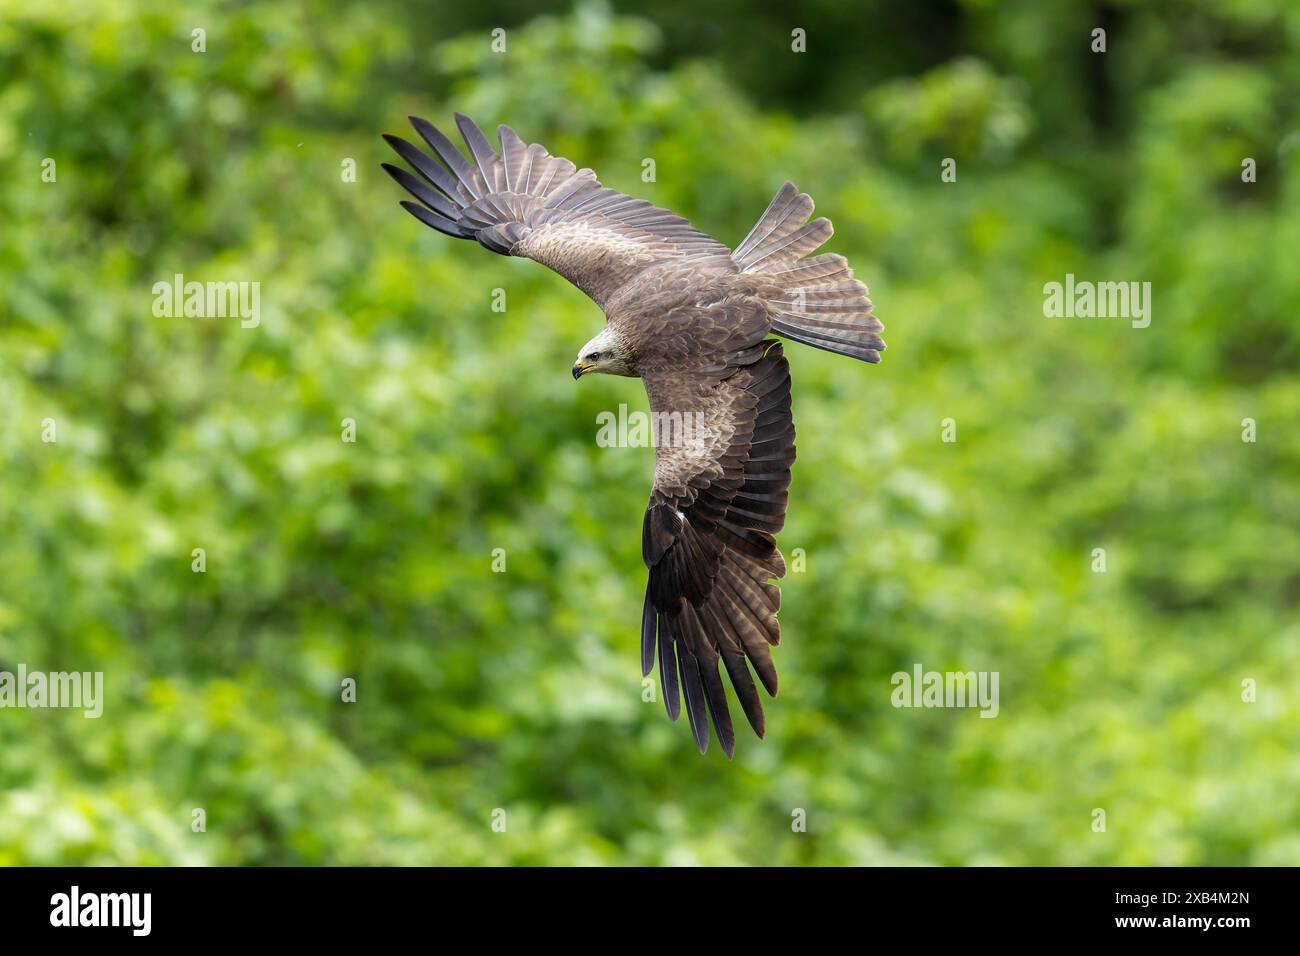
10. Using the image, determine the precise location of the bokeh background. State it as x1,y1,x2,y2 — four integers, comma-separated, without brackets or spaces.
2,0,1298,865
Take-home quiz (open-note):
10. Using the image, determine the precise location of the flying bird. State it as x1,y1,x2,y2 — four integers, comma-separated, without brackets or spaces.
382,114,885,757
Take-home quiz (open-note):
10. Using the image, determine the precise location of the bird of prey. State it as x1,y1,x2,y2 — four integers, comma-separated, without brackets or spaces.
382,114,885,758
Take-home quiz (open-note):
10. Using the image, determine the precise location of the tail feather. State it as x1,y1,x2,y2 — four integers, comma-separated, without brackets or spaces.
731,182,814,264
734,183,886,364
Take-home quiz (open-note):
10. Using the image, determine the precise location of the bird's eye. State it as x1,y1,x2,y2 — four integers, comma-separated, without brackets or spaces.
587,352,601,362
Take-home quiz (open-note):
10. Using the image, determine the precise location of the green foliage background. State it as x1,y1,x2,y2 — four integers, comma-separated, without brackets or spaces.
1,0,1298,865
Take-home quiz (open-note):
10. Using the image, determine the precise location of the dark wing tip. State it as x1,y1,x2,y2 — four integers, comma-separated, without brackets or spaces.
398,200,470,239
453,112,485,143
641,592,656,678
454,112,499,167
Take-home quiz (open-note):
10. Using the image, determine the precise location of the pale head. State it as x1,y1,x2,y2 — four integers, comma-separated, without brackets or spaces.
572,325,634,379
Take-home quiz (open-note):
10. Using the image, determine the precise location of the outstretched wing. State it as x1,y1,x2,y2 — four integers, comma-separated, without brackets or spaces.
382,114,733,308
641,342,796,757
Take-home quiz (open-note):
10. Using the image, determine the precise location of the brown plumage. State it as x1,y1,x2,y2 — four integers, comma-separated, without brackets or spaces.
383,113,885,757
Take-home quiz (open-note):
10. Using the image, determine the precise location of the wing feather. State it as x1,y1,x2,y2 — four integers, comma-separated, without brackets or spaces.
639,344,795,756
383,114,734,307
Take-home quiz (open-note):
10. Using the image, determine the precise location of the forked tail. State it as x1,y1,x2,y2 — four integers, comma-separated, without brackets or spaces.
732,182,885,363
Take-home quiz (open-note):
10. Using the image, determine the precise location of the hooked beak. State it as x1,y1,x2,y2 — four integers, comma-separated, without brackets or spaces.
572,361,594,380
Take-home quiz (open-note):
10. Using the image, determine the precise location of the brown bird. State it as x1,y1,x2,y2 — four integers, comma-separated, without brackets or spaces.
383,114,885,757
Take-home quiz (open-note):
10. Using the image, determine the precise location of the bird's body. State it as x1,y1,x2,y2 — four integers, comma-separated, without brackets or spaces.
384,113,885,757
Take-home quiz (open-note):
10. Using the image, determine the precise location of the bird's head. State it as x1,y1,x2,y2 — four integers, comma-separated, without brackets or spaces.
572,327,633,379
